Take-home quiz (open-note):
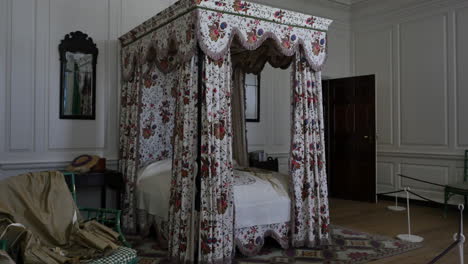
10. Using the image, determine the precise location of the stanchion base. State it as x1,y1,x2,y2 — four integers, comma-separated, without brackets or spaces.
387,205,406,211
397,234,424,243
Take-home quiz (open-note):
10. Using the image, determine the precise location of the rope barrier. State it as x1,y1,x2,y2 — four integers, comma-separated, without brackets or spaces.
427,240,461,264
427,205,465,264
398,174,447,188
376,174,444,204
407,190,440,204
375,174,466,263
376,190,405,196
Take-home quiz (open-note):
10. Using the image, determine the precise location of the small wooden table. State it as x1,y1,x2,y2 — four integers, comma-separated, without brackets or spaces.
249,157,279,172
66,170,124,209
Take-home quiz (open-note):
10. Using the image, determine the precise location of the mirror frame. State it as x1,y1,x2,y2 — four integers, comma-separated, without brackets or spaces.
245,73,261,123
59,31,98,120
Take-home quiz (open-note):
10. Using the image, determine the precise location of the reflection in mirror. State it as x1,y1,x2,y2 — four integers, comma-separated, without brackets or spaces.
63,52,94,116
59,31,98,119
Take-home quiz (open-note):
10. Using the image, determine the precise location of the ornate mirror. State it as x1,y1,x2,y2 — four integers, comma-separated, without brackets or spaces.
59,31,98,119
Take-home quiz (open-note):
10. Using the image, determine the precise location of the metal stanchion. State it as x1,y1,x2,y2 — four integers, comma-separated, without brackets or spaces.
428,204,465,264
396,187,424,243
388,188,406,211
454,204,465,264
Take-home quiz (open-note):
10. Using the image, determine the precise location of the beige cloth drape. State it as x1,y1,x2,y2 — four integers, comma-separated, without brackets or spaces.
231,67,249,167
0,171,121,264
0,250,15,264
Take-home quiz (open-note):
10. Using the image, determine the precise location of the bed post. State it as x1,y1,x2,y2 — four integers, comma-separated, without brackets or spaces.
195,45,203,212
194,44,204,263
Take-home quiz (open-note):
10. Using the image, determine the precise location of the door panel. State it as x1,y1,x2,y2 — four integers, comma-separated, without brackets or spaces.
323,75,376,202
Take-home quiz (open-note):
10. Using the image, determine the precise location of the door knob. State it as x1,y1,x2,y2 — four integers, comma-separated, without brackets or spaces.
364,136,369,139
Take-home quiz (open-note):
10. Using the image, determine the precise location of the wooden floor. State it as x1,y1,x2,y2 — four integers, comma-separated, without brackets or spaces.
330,198,466,263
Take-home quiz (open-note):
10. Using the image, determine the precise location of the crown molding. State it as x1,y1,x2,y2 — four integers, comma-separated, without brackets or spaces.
351,0,468,27
249,0,351,25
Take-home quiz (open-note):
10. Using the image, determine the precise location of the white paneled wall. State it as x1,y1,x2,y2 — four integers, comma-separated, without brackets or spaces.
0,0,175,179
246,65,292,174
352,0,468,204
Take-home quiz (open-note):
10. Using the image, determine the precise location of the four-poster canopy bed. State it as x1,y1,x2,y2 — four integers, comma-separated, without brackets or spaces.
118,0,332,263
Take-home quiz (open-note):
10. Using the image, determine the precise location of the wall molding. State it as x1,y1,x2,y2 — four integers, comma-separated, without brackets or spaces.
398,13,449,148
454,7,468,148
0,0,11,155
9,0,37,152
378,151,464,161
0,159,119,171
352,0,468,30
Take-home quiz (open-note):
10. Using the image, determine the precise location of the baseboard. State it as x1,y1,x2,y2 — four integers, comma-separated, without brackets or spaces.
377,194,462,212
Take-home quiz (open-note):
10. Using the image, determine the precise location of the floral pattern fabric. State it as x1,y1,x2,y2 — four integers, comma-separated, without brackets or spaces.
197,7,328,71
168,55,199,263
139,65,177,166
199,52,234,263
234,222,289,257
121,11,197,82
119,60,142,234
289,51,330,247
119,0,332,77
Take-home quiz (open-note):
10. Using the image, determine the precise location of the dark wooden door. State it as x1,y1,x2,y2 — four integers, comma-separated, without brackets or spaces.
322,75,376,202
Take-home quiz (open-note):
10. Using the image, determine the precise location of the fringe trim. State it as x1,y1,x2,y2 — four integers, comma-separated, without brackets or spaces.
121,8,328,81
195,9,328,72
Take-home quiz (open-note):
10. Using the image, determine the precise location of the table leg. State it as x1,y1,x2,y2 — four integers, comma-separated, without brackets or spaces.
101,186,107,208
117,189,121,210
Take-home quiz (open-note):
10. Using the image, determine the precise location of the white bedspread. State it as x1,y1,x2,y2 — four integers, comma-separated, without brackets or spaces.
233,170,290,228
136,159,290,228
136,159,173,220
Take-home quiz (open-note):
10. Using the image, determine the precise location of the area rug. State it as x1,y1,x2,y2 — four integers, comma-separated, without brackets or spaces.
128,225,422,264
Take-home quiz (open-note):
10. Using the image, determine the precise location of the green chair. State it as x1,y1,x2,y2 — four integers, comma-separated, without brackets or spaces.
0,240,6,251
63,172,130,248
64,172,138,264
444,150,468,216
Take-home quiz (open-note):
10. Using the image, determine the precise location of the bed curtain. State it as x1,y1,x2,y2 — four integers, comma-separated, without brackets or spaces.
119,60,142,234
199,52,235,263
290,50,330,247
168,55,200,263
231,67,249,167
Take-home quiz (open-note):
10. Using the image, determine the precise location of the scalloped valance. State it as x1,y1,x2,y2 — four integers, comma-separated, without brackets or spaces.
119,0,332,80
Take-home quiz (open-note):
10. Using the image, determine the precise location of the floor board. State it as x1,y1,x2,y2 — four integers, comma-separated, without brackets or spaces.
330,198,466,263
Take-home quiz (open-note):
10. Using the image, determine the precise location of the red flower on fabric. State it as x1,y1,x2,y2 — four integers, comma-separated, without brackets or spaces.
144,77,152,88
217,197,228,214
306,17,316,25
214,121,226,140
247,30,258,44
274,10,285,20
233,0,250,12
209,20,226,42
201,235,212,254
142,126,154,139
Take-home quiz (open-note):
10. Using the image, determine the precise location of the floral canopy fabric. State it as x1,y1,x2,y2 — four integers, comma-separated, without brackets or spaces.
118,0,332,263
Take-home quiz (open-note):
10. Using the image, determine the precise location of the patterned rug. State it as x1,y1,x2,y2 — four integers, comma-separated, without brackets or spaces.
128,225,422,264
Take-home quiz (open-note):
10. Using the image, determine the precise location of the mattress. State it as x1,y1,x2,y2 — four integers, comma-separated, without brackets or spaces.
136,159,290,228
136,159,173,219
